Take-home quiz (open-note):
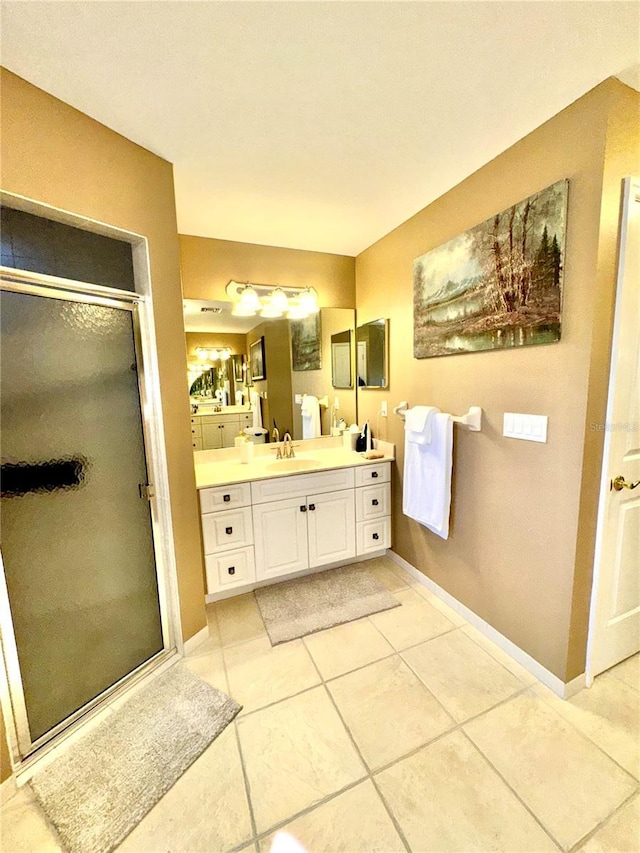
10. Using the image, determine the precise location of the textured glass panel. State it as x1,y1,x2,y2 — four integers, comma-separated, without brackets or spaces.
0,289,163,741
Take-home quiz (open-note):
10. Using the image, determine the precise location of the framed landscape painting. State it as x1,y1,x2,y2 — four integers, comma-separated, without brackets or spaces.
291,314,322,371
413,179,568,358
249,336,266,380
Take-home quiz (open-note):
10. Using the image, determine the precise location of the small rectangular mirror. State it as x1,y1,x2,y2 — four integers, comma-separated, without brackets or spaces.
331,329,352,388
356,319,388,388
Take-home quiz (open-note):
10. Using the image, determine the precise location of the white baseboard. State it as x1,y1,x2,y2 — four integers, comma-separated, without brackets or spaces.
182,625,210,656
0,773,17,804
386,550,584,699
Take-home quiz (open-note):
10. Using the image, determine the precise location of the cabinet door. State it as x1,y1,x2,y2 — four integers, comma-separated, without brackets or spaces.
253,498,309,579
307,489,356,569
202,422,222,449
220,418,240,448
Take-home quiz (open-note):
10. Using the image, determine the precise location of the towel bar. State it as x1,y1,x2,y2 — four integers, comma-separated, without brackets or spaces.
393,401,482,432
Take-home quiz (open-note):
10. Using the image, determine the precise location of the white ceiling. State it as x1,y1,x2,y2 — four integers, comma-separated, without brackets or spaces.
1,2,638,256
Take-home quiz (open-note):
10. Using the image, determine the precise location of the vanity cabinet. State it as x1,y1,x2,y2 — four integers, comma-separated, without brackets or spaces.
354,462,391,555
200,483,256,594
199,459,391,597
252,488,356,580
192,411,253,451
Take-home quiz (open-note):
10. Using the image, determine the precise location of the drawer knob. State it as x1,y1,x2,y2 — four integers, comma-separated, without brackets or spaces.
309,503,316,511
372,532,379,540
300,505,307,512
223,494,231,502
228,566,235,575
372,499,379,506
225,526,233,535
371,471,379,478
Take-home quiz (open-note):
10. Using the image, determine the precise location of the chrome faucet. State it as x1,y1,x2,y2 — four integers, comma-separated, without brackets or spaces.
272,427,283,459
283,432,295,459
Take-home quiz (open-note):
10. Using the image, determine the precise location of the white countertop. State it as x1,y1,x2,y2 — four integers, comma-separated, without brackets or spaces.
194,440,394,489
190,405,251,417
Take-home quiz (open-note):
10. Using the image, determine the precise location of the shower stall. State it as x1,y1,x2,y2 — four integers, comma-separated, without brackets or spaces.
0,252,177,762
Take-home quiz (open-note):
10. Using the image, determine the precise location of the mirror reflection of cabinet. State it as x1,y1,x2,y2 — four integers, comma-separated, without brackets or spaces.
356,319,388,388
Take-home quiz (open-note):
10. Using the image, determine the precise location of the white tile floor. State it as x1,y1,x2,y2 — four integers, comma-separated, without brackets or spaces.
1,556,638,853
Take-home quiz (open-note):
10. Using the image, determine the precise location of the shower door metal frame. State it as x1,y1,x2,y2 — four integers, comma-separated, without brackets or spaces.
0,268,179,764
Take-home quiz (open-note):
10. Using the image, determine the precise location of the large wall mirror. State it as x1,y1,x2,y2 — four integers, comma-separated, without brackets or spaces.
356,318,389,388
184,300,357,446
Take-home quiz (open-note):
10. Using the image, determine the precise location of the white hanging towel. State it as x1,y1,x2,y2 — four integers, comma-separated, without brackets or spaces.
250,391,263,429
403,408,454,539
301,394,321,439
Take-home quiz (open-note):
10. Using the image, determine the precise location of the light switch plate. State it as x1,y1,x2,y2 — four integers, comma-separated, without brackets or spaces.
503,412,548,443
294,394,302,405
380,401,388,417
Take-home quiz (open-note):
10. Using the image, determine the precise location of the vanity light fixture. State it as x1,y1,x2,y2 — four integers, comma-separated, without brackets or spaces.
194,346,232,362
226,281,320,319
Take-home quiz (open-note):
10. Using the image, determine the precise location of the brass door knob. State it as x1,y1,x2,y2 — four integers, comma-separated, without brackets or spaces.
611,475,640,492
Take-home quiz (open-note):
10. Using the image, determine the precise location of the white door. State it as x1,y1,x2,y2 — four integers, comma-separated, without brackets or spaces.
588,176,640,679
332,342,352,388
253,498,309,579
307,489,356,568
357,341,368,386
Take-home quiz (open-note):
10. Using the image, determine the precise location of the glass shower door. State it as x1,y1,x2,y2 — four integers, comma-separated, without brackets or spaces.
0,282,165,751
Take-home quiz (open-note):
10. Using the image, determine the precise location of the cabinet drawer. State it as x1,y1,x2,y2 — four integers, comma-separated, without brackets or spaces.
251,467,355,504
200,482,252,514
354,463,391,487
192,436,203,451
200,414,239,426
355,483,390,522
205,546,255,593
191,422,202,436
356,517,391,555
201,507,253,554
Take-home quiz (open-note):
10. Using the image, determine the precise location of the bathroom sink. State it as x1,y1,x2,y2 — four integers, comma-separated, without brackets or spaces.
266,458,322,473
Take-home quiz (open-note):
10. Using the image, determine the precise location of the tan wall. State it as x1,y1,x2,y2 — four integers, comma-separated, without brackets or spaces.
179,235,355,307
0,68,206,661
291,308,357,438
247,320,294,435
0,717,10,783
356,79,638,681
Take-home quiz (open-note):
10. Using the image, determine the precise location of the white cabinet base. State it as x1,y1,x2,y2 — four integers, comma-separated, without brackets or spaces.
205,546,256,592
204,549,389,602
357,517,391,555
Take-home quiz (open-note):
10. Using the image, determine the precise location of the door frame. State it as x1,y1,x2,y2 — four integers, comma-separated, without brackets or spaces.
585,176,640,686
0,191,184,769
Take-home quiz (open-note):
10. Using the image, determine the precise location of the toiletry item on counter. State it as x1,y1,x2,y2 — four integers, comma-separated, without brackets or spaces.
364,450,385,460
355,422,372,453
343,423,360,450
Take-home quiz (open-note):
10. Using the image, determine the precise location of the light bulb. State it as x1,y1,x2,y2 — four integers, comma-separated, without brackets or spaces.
298,287,319,314
237,284,260,314
287,304,309,320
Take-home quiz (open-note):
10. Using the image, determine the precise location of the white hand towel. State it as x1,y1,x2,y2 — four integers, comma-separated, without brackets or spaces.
250,391,262,429
404,406,440,445
403,412,453,539
301,394,321,439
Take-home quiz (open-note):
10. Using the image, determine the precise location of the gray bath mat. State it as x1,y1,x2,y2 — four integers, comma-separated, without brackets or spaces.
255,564,401,645
30,663,241,853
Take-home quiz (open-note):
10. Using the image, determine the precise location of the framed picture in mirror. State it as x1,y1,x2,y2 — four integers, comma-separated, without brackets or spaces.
249,337,266,380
